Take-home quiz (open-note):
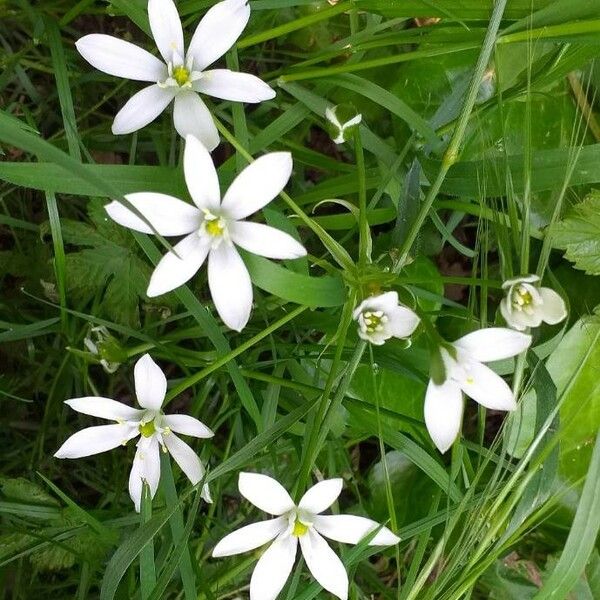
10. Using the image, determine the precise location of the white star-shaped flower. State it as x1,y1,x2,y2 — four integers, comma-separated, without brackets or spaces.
212,473,399,600
500,274,567,331
424,328,532,453
54,354,213,512
76,0,274,150
105,135,306,331
353,291,420,345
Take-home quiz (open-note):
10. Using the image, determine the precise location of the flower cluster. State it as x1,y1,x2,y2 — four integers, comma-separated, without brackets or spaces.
51,0,571,597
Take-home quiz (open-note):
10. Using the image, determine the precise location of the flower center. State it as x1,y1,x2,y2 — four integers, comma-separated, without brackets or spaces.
292,520,309,537
205,218,225,237
139,420,156,438
361,310,388,333
512,285,533,311
173,65,190,87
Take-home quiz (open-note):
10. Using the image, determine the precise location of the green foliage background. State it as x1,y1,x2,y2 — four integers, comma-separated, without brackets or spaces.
1,1,600,599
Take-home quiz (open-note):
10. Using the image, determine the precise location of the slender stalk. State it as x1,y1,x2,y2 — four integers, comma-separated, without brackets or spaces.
396,0,510,269
295,295,357,496
354,130,370,268
139,483,156,600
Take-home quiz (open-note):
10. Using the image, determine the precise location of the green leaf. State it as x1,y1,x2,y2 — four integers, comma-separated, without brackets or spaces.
552,192,600,275
243,253,346,307
533,431,600,599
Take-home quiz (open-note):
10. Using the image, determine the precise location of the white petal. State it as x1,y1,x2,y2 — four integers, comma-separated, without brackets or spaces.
54,424,138,459
163,433,204,485
502,274,539,289
238,472,295,515
75,34,167,82
250,534,297,600
184,135,221,211
173,92,220,151
459,360,517,411
362,291,400,314
112,84,175,135
147,233,210,298
187,0,251,71
229,221,306,260
129,436,161,512
424,379,463,453
194,69,275,103
212,517,287,557
134,354,167,410
64,397,143,422
298,479,342,515
148,0,184,64
300,530,348,600
208,244,252,331
105,193,201,236
387,305,420,338
539,287,567,325
163,414,214,438
454,328,531,363
313,515,400,546
221,152,293,220
499,299,535,331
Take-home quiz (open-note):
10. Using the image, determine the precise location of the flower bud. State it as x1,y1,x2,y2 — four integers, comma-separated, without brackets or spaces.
325,103,362,144
83,326,127,373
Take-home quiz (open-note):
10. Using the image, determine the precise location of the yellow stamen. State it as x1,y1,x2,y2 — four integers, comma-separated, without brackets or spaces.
173,65,190,87
206,219,224,237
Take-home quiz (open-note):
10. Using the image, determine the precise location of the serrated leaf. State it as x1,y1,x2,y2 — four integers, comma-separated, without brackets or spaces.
552,192,600,275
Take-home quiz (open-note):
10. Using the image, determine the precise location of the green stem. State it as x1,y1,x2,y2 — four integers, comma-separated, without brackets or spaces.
139,483,156,600
295,294,357,496
396,0,510,269
354,130,370,268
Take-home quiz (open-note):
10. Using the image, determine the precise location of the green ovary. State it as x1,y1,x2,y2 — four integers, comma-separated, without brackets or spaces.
139,420,156,438
173,65,190,87
292,520,309,537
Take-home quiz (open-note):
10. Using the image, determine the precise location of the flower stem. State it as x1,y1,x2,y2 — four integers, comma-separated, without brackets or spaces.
139,483,156,600
295,294,358,496
354,129,371,269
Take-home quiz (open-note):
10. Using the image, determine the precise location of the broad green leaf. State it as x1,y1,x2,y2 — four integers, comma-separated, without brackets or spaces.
541,317,600,482
552,192,600,275
243,253,346,308
533,432,600,599
0,163,187,198
424,144,600,198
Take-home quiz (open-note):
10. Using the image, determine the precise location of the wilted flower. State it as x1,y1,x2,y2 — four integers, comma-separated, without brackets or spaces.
212,473,399,600
325,104,362,144
424,328,531,453
75,0,274,150
500,275,567,331
55,354,213,511
105,135,306,331
353,291,420,345
83,326,126,373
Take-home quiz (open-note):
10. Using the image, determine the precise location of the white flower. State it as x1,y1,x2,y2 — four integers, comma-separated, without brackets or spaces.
325,104,362,144
105,135,306,331
54,354,213,512
424,328,532,453
212,473,399,600
500,274,567,331
75,0,274,150
353,291,420,345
